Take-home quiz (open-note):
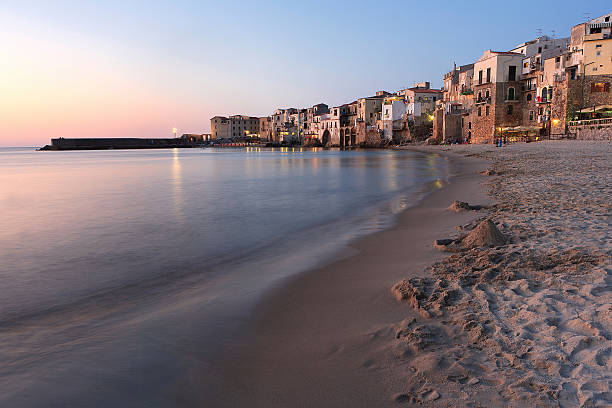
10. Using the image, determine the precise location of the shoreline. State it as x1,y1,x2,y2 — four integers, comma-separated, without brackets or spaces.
210,147,492,406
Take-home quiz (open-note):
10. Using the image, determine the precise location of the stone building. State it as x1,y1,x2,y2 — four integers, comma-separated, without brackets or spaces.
467,50,525,143
258,116,272,141
210,116,230,139
210,115,259,139
356,92,389,126
440,64,475,142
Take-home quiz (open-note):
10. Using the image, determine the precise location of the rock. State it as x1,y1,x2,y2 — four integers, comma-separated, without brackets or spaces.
449,201,472,211
434,239,454,251
467,377,480,385
481,169,496,176
460,219,507,248
449,201,487,212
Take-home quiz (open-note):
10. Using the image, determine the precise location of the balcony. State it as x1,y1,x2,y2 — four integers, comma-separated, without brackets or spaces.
475,97,491,105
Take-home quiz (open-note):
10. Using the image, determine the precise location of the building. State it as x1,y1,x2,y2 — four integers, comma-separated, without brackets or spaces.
551,13,612,136
259,116,272,141
401,84,443,118
467,50,525,143
210,115,260,139
228,115,259,138
211,116,231,139
381,96,408,141
439,64,474,143
356,92,389,126
303,103,329,144
271,108,298,143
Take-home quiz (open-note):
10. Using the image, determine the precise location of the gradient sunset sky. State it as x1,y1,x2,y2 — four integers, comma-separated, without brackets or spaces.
2,1,610,146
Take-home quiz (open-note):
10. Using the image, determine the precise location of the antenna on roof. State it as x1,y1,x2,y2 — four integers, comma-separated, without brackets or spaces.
551,29,556,38
583,12,591,22
536,28,543,37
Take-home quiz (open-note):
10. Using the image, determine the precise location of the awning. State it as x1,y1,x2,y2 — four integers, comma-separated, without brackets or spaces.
501,126,540,132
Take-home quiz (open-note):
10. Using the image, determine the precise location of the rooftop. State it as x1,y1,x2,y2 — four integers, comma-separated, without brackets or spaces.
406,87,443,93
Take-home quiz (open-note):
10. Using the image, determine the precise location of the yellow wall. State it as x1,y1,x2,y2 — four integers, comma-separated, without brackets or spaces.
584,39,612,75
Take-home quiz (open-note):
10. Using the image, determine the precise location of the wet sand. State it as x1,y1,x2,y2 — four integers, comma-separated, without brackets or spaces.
212,149,491,407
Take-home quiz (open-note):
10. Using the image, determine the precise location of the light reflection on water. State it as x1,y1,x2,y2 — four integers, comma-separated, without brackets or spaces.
0,147,449,406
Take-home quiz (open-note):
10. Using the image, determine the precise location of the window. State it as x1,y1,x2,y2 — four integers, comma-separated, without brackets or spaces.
461,118,464,127
596,51,601,56
539,107,543,115
570,68,576,80
486,68,491,83
555,57,560,63
478,107,482,116
433,97,436,102
508,87,515,100
486,106,490,116
527,93,532,101
538,46,542,53
468,122,472,129
596,44,602,48
541,87,548,102
524,62,529,68
508,66,516,81
486,89,490,98
478,91,482,100
478,70,483,85
548,88,553,101
591,82,610,92
529,110,534,121
507,105,513,115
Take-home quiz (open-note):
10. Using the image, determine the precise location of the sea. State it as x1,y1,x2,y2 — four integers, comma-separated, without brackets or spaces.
0,146,450,407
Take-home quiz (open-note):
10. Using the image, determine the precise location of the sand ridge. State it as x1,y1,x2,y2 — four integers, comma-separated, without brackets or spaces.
391,141,611,407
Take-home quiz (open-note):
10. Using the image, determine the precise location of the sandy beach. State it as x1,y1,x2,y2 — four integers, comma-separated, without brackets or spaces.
214,141,611,407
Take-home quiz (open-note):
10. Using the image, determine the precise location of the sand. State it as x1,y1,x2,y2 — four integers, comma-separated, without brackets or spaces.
214,141,611,408
390,141,611,407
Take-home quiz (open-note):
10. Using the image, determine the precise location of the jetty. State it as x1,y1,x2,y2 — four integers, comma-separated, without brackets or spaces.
39,137,203,151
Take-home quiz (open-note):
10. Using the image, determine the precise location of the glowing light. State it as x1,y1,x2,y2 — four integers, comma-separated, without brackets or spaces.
552,119,559,125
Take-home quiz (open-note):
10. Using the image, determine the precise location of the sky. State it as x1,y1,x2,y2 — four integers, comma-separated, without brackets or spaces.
1,0,610,146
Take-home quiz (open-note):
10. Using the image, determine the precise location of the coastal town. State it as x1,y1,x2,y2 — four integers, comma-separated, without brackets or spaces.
209,13,611,147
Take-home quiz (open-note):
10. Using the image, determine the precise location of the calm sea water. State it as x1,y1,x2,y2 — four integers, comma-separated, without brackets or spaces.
0,147,449,406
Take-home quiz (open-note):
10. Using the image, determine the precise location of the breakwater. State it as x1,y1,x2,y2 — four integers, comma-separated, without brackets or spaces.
39,137,202,150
